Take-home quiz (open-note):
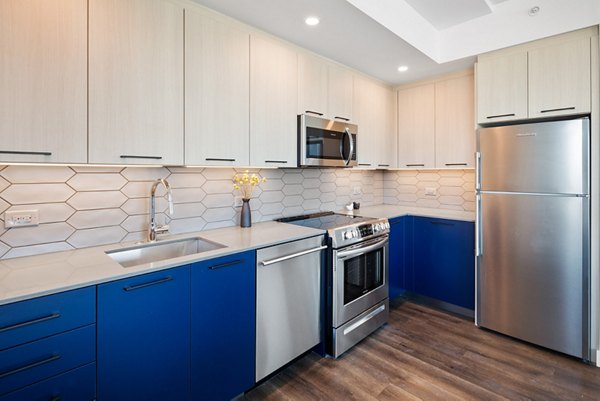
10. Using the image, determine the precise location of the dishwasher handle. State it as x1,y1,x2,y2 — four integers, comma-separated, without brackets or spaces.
260,245,327,267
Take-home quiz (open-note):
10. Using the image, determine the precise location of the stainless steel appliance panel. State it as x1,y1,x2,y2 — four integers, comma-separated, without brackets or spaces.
333,235,389,327
299,114,358,167
332,299,389,358
478,118,589,194
256,236,324,381
477,192,588,358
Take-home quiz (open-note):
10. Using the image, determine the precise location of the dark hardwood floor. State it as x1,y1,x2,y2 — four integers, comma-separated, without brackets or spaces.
245,300,600,401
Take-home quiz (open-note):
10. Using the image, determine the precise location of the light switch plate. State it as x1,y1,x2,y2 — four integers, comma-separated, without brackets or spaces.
4,210,39,228
425,187,437,196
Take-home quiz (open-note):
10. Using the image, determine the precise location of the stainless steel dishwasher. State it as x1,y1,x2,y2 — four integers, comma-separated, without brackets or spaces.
256,235,326,381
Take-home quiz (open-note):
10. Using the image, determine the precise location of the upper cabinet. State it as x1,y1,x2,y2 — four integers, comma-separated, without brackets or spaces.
397,84,435,169
477,28,596,124
397,72,475,169
328,65,354,122
185,10,250,166
88,0,184,165
250,35,298,168
0,0,87,164
298,54,354,122
528,36,591,118
435,74,475,168
354,77,397,168
476,52,528,123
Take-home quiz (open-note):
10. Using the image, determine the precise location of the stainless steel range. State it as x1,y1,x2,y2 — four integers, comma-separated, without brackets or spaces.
277,211,390,358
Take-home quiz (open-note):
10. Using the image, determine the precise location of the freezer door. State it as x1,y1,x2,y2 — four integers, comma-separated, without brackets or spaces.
477,193,589,358
478,118,589,194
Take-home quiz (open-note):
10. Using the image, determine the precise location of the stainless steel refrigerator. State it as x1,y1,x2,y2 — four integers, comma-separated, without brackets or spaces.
476,117,590,360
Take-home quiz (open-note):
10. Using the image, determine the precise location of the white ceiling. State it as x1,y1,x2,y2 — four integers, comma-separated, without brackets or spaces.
190,0,600,86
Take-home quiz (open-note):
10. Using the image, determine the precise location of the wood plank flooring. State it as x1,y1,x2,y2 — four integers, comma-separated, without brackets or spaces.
245,300,600,401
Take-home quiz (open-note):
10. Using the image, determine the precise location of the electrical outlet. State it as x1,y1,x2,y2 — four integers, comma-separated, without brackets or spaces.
233,196,243,207
425,187,437,196
352,186,361,195
5,210,39,228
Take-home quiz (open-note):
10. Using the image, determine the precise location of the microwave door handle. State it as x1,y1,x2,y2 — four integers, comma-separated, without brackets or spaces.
339,130,347,162
346,128,354,166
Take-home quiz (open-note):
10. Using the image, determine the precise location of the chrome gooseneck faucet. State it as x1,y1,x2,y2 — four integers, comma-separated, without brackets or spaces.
148,178,174,242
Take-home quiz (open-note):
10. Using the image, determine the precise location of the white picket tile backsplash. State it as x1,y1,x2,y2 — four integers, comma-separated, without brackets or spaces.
0,165,475,259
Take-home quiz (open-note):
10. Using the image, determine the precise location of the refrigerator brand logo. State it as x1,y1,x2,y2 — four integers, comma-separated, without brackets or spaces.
516,132,537,137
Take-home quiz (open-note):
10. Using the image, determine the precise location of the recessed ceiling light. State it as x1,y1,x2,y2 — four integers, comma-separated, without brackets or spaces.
397,65,409,72
305,16,320,26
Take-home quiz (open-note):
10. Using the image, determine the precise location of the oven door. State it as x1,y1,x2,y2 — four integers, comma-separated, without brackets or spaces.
332,235,389,327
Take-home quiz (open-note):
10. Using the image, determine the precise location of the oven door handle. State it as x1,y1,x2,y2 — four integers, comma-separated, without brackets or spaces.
337,236,388,260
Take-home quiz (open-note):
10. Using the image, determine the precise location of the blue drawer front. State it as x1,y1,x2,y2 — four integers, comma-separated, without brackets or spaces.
0,287,96,351
0,363,96,401
0,325,96,396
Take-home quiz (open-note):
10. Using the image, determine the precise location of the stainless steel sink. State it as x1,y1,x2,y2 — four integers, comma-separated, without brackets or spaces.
106,237,226,268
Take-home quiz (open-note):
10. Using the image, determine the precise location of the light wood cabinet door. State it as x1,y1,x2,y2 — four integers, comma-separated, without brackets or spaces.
250,35,297,168
328,65,354,123
298,53,328,118
89,0,184,165
397,84,435,169
354,77,396,168
0,0,87,163
435,75,475,168
476,52,528,124
185,10,249,166
529,37,591,118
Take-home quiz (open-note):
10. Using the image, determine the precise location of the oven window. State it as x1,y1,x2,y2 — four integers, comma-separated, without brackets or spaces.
343,247,384,305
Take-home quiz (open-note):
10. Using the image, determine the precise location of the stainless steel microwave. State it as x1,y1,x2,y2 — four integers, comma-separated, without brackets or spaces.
298,114,358,167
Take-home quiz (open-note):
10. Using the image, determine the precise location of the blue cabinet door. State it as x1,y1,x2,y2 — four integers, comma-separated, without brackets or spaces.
191,251,255,401
97,267,191,401
412,217,475,309
388,216,407,299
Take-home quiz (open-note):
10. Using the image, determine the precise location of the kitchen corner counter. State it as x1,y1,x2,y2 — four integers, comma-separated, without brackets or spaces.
0,221,325,306
346,205,475,222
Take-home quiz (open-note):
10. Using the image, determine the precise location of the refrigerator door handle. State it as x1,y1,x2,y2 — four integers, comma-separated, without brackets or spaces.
475,152,481,191
476,194,482,257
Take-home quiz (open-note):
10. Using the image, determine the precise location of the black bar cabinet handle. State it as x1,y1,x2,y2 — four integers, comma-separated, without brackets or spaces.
0,150,52,156
0,355,61,379
265,160,288,164
445,163,468,166
334,116,350,121
209,260,242,270
430,221,455,226
120,155,163,160
205,158,236,162
406,164,425,167
358,163,372,166
0,313,61,333
486,113,515,119
123,276,173,291
305,110,324,116
378,164,390,167
540,106,576,113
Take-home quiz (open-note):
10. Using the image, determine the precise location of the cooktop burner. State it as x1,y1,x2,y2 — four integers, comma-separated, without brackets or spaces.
276,211,373,231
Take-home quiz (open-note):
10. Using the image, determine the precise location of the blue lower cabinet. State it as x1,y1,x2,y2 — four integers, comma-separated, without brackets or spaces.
0,363,96,401
97,267,191,401
412,217,475,309
0,325,95,396
191,251,255,401
388,216,407,299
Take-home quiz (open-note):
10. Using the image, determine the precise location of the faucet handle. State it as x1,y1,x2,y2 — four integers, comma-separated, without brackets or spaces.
155,225,170,235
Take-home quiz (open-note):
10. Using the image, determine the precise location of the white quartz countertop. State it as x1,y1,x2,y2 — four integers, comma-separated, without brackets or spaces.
0,221,325,306
343,205,475,222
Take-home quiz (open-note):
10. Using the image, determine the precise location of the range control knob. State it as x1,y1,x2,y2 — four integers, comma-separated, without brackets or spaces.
343,230,354,240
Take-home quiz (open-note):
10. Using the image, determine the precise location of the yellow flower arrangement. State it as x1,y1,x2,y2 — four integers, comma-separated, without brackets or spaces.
233,170,267,199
